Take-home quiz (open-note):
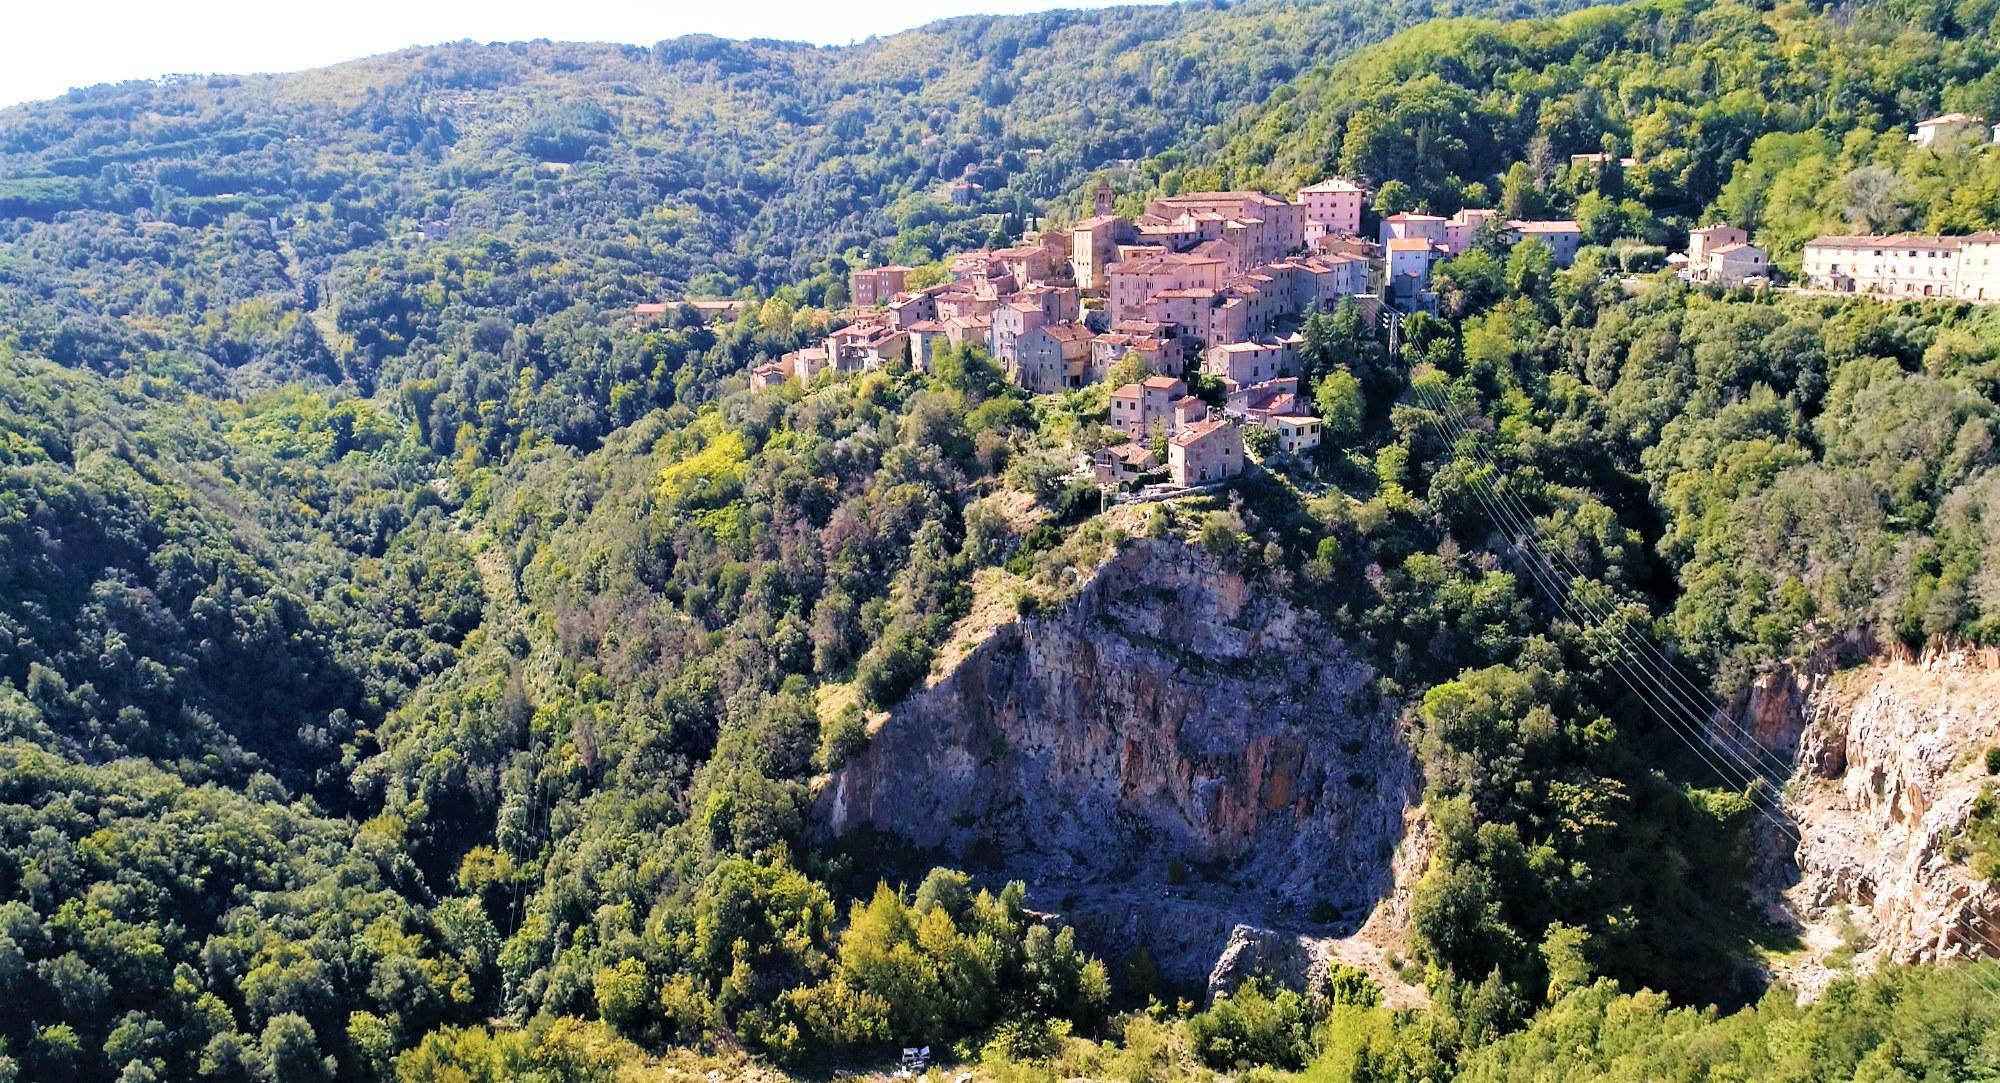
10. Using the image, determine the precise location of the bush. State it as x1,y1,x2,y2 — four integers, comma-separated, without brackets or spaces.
816,706,870,771
1185,980,1312,1070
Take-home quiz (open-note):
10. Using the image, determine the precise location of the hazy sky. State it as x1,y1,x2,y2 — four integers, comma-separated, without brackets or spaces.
3,0,1158,109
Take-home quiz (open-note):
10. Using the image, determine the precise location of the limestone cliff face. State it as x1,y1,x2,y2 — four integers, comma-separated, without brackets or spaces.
1753,657,2000,995
816,539,1423,994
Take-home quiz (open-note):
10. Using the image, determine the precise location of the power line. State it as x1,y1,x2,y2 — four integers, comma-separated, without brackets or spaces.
1395,358,2000,979
1407,377,1798,782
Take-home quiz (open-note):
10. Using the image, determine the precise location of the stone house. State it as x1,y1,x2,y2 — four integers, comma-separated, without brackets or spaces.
1093,442,1160,487
935,289,1000,322
827,320,908,371
1687,224,1748,266
991,244,1055,286
1204,339,1296,387
1171,394,1208,433
1910,113,1989,146
781,344,830,383
1009,283,1081,324
1169,419,1245,486
942,315,991,351
1441,208,1499,255
750,361,788,390
1379,213,1447,247
1704,242,1769,286
1268,414,1323,457
1227,377,1300,424
1090,332,1170,382
906,320,950,372
1109,375,1189,440
989,302,1048,367
1504,220,1582,266
949,252,1017,295
1014,322,1092,394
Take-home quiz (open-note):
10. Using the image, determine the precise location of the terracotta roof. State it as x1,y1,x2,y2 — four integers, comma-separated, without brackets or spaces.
1170,418,1233,446
1298,178,1365,193
1112,383,1144,398
1114,252,1221,274
1387,237,1439,252
1805,234,1966,249
1142,375,1183,390
634,303,667,315
1271,414,1320,425
1385,213,1446,223
1154,191,1289,207
1918,112,1986,126
1508,220,1581,233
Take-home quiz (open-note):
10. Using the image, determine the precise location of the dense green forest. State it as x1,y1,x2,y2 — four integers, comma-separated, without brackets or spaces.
6,0,2000,1080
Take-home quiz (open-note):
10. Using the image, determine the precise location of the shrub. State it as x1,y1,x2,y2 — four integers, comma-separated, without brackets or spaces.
1185,979,1311,1070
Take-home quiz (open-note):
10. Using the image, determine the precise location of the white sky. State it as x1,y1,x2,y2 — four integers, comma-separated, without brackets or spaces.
2,0,1159,110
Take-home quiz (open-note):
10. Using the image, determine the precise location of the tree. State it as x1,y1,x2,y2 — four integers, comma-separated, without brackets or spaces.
1316,368,1365,442
260,1015,333,1083
1500,162,1547,221
1506,238,1557,298
1374,180,1416,216
1842,165,1909,233
1108,351,1152,389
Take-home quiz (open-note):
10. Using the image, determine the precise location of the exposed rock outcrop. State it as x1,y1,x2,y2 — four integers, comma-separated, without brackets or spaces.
815,539,1425,1000
1756,655,2000,998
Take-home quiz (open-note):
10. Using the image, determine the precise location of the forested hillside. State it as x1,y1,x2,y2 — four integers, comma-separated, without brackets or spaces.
4,0,2000,1081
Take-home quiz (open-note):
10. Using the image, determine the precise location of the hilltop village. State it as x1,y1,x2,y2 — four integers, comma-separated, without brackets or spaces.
679,110,2000,495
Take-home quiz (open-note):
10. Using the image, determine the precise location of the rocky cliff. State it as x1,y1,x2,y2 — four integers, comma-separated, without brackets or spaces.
1751,654,2000,996
815,539,1427,1002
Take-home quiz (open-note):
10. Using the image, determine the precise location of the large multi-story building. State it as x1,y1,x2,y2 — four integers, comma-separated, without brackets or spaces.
1144,191,1305,270
1108,252,1224,323
1958,234,2000,301
1071,215,1136,291
989,302,1047,366
852,265,909,307
1801,235,1966,297
1296,178,1366,241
